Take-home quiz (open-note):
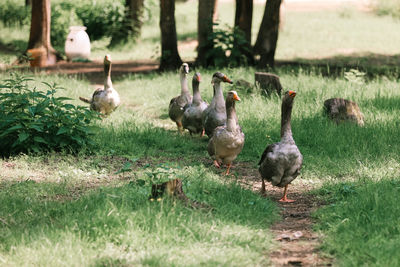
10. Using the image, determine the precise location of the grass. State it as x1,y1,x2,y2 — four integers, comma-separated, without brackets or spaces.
314,178,400,266
1,1,400,266
1,64,399,265
0,165,278,266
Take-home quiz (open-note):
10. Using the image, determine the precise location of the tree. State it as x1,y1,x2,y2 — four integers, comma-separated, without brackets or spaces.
159,0,182,71
27,0,57,66
110,0,144,47
196,0,217,67
234,0,253,64
253,0,282,68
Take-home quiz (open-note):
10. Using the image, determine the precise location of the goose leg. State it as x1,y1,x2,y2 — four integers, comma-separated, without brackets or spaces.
279,184,295,203
176,122,183,134
224,163,231,176
213,160,220,168
261,179,266,195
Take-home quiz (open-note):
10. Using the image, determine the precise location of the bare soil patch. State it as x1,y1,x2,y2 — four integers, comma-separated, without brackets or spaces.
228,162,332,266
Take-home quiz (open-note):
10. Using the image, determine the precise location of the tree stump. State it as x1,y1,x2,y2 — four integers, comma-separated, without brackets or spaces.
149,179,208,209
324,98,364,126
254,72,282,96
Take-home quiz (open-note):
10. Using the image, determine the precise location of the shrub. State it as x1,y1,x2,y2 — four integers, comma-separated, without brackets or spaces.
206,24,252,67
0,0,30,27
51,2,81,51
0,74,100,157
75,2,125,42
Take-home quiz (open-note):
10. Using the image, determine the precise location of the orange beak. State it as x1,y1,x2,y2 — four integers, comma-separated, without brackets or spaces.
288,91,296,98
223,75,233,84
197,74,201,82
233,92,241,101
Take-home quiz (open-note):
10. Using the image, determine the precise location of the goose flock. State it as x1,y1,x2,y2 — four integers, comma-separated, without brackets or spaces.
80,59,302,203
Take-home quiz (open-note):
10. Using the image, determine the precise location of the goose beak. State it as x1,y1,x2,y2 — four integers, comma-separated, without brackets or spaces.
233,92,241,101
104,54,111,62
197,74,201,82
288,91,296,98
223,75,233,84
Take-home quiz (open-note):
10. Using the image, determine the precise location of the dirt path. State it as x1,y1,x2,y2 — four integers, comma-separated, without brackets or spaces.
263,182,331,266
232,163,332,266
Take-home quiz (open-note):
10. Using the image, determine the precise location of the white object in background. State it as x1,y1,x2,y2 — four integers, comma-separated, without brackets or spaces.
65,26,91,61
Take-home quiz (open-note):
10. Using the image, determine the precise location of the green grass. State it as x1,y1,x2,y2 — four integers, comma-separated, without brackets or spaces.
313,178,400,266
1,65,399,264
0,165,278,266
1,1,400,265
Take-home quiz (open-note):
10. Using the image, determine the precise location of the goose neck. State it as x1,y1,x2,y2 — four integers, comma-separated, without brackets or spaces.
280,102,294,141
192,86,202,104
226,101,238,132
104,62,112,88
180,73,189,95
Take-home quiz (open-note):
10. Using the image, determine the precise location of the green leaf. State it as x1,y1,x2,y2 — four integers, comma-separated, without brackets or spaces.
18,132,29,143
33,136,48,144
0,124,23,137
56,127,69,135
115,161,132,174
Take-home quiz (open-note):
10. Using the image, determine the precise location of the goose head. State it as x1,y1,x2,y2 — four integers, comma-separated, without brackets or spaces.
193,72,201,83
283,90,296,106
104,54,112,65
227,90,241,102
180,63,189,75
211,72,233,85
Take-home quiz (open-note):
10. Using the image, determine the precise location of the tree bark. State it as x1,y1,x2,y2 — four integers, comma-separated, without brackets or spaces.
27,0,57,66
196,0,217,67
159,0,182,71
254,0,282,68
234,0,253,64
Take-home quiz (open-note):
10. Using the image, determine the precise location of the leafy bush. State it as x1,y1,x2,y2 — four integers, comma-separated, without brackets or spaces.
0,0,30,27
0,74,100,157
51,2,81,50
75,2,125,42
206,24,252,67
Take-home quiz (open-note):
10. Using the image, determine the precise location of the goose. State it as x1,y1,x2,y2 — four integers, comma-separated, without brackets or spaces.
168,63,192,133
79,54,120,115
202,72,233,137
182,72,209,136
207,91,245,175
258,91,303,202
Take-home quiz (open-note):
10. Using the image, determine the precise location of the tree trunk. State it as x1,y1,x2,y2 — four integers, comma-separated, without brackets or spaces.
196,0,217,67
253,0,282,68
234,0,253,64
27,0,57,67
110,0,144,46
26,0,32,6
159,0,182,71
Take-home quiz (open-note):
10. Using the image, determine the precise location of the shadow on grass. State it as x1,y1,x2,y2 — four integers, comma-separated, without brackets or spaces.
95,119,214,161
275,52,400,79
